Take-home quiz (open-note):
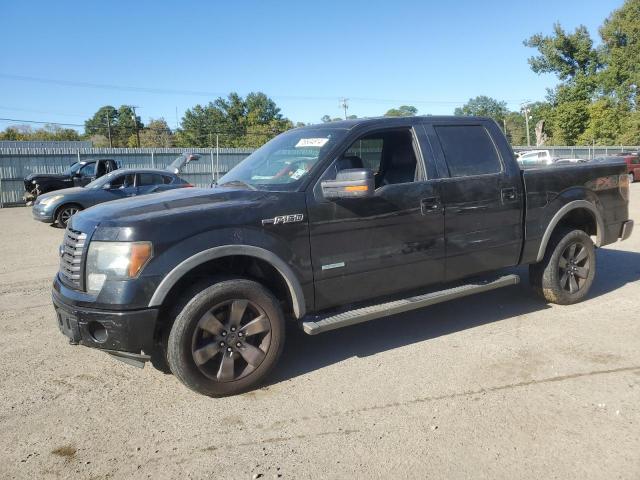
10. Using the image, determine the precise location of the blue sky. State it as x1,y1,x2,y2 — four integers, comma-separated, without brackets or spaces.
0,0,623,130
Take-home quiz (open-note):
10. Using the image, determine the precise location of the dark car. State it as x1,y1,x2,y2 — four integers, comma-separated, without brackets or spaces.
24,159,119,203
33,169,192,227
50,116,633,397
32,153,200,227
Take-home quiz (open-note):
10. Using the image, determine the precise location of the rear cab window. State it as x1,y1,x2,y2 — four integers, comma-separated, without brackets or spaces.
434,125,502,177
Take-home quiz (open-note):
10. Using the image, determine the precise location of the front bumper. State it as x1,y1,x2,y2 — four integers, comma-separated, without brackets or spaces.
52,288,158,361
32,203,54,223
620,220,634,241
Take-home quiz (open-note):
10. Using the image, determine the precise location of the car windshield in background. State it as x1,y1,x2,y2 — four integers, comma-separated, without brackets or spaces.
86,170,119,189
217,128,347,191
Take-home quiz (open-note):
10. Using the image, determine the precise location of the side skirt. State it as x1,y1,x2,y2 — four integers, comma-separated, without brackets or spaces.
301,274,520,335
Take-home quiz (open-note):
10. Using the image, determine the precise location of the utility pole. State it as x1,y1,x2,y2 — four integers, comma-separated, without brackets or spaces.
106,110,113,148
339,98,349,120
521,102,532,147
131,105,141,148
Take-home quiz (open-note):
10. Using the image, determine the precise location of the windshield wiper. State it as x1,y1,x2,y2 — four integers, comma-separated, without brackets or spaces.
217,180,257,191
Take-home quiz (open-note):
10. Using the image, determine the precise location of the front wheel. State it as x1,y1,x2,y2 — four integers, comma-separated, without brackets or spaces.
56,204,82,227
167,279,285,397
529,228,596,305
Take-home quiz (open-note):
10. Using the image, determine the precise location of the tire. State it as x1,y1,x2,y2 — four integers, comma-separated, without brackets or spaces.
166,279,285,397
529,228,596,305
56,204,82,228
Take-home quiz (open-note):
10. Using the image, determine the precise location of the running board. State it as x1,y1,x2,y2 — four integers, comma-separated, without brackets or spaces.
302,274,520,335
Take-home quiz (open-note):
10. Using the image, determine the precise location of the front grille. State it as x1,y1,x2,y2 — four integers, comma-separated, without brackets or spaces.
59,228,87,289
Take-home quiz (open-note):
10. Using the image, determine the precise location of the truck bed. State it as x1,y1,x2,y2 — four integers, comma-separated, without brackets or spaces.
520,160,629,264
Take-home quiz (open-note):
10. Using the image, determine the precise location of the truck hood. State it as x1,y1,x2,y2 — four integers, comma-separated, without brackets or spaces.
73,186,271,231
25,172,67,182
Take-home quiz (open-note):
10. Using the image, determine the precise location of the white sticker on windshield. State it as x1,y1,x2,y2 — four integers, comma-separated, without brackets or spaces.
290,168,307,180
295,138,329,148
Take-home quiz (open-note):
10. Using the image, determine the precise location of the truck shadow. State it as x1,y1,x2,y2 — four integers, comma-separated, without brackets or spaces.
269,247,640,386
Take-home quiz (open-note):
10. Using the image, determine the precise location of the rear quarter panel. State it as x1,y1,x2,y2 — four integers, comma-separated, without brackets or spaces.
520,162,629,264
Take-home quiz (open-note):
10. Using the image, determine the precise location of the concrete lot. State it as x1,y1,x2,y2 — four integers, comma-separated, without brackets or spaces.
0,185,639,480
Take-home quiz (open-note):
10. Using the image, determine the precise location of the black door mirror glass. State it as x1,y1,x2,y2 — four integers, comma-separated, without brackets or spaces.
321,168,375,200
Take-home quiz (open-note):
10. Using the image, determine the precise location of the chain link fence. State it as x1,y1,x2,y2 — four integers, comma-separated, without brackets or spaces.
0,147,253,206
2,145,639,207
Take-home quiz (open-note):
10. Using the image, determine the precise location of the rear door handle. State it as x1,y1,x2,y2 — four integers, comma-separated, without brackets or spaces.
420,197,441,214
501,187,517,202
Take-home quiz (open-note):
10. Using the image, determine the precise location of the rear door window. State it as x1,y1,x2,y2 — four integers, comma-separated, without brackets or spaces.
137,173,164,186
435,125,502,177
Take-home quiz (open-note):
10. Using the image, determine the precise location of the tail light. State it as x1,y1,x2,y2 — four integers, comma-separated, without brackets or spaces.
619,174,630,200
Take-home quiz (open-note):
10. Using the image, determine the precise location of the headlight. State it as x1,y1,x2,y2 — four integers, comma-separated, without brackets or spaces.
39,194,63,206
85,241,153,294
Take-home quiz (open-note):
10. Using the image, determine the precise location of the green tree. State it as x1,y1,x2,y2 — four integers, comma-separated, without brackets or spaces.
0,124,81,141
384,105,418,117
617,111,640,145
578,99,627,145
503,111,527,145
454,96,508,123
525,23,602,81
84,105,143,147
137,118,174,147
177,92,292,147
524,24,603,144
599,0,640,105
84,106,118,140
117,106,143,147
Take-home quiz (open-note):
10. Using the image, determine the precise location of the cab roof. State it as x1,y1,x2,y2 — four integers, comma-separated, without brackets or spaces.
300,115,494,131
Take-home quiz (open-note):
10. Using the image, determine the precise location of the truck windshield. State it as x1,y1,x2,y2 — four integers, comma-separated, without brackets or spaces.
62,163,82,176
218,128,347,191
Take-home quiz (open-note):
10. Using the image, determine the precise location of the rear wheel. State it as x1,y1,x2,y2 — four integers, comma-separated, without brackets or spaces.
56,204,82,227
529,228,596,305
167,279,285,397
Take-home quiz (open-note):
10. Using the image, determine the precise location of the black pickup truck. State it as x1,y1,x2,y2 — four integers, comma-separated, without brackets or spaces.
24,158,118,203
51,116,634,397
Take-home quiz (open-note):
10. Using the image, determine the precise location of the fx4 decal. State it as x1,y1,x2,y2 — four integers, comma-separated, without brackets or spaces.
262,214,304,226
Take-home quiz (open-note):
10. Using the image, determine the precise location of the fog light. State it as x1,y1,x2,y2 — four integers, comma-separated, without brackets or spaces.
87,273,106,293
87,321,108,343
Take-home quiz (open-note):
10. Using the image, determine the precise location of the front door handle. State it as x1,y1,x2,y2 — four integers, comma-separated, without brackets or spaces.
420,197,441,214
501,187,517,202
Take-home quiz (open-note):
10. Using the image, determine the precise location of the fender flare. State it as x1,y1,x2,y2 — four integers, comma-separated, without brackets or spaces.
148,245,306,319
536,200,604,262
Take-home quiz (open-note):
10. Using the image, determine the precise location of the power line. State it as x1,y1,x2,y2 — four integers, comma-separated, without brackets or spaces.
0,73,532,106
0,117,84,127
0,116,288,137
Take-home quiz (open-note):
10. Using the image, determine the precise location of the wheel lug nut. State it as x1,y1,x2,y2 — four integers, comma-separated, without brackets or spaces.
221,331,227,337
231,327,236,332
236,342,242,347
238,332,243,337
220,341,225,347
227,347,232,352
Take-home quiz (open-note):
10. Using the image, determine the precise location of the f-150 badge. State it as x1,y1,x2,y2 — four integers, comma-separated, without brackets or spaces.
262,214,304,226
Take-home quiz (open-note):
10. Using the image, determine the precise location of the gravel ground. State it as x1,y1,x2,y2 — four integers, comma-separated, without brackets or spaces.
0,185,639,479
